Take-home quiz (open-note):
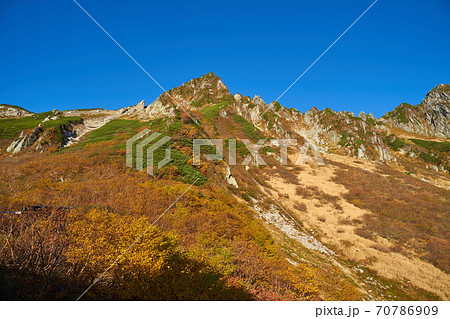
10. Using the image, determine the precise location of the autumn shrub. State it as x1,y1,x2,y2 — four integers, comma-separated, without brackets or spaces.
0,132,361,301
0,208,253,300
295,185,342,210
276,167,299,185
331,160,450,272
293,202,307,212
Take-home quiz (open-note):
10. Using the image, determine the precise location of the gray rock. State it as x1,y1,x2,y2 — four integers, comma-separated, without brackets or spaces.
358,145,366,159
7,128,41,153
225,166,238,188
359,111,367,121
381,84,450,138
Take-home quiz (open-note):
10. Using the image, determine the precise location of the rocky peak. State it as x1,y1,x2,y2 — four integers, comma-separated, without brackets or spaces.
135,100,146,111
141,73,235,120
118,100,146,117
420,84,449,118
251,95,265,106
155,72,233,109
421,84,450,107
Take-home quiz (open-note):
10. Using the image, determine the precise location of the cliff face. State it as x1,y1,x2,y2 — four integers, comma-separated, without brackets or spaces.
420,84,450,138
381,84,450,138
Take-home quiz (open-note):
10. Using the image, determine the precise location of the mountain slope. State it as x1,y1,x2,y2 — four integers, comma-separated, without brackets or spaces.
0,73,448,300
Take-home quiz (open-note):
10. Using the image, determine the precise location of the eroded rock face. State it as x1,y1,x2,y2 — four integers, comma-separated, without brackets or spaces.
118,100,147,117
145,99,176,119
225,166,238,188
421,85,450,138
7,128,41,153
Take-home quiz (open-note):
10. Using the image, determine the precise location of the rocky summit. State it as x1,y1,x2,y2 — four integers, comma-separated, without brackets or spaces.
0,73,449,301
381,84,450,139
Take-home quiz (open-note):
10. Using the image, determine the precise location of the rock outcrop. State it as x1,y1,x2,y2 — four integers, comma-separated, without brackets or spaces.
420,84,450,138
381,84,450,138
7,128,41,153
0,104,33,118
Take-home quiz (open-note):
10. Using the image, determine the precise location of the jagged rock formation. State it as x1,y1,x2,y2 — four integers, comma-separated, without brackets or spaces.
6,128,41,153
132,73,235,120
118,100,146,117
381,84,450,138
130,73,397,163
5,123,82,153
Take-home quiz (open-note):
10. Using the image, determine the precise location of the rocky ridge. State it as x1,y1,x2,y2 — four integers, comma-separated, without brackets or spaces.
2,73,448,174
381,84,450,138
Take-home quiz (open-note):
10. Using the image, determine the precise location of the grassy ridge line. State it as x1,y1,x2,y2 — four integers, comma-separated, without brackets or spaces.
0,112,82,140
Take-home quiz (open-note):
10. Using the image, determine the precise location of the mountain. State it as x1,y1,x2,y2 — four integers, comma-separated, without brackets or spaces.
381,84,450,138
0,104,33,118
0,73,449,301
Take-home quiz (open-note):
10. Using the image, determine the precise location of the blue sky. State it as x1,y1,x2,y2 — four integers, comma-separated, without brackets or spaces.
1,0,449,117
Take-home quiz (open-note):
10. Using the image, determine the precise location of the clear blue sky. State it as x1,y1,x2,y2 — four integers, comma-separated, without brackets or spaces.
1,0,449,117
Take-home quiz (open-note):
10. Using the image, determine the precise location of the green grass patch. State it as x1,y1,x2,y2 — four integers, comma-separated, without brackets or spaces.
338,133,348,147
261,146,275,154
43,116,83,143
199,100,233,122
167,118,183,134
0,112,82,143
410,139,450,152
387,135,406,151
130,133,207,185
262,111,277,129
199,102,227,121
419,152,442,166
85,119,147,144
232,114,265,141
273,101,282,112
324,107,334,115
0,111,51,138
58,119,149,153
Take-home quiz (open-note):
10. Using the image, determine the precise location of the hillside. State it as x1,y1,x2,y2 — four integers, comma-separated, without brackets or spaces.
0,73,448,301
0,104,34,119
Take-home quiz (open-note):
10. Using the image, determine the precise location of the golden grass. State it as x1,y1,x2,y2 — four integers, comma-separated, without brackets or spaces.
264,153,450,300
